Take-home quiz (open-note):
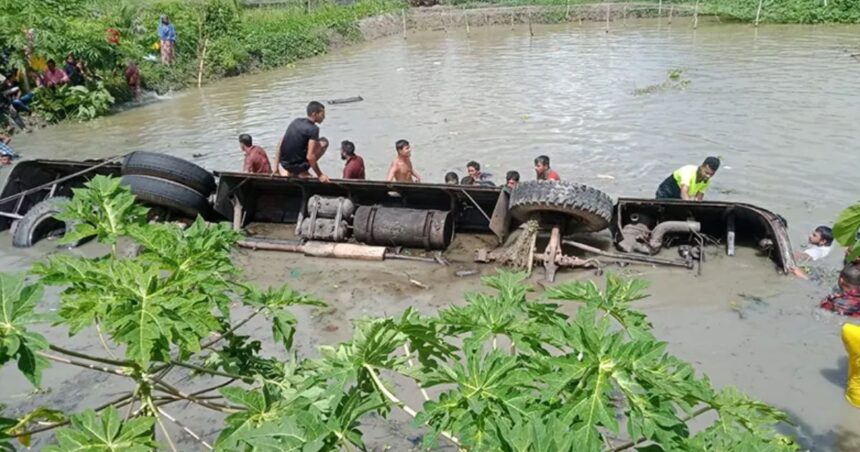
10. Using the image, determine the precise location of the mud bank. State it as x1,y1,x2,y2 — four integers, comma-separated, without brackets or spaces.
359,3,696,39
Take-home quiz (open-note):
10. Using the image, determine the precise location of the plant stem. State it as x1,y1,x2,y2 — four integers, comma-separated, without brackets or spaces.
610,406,713,451
95,320,119,360
149,399,179,452
402,344,430,401
364,364,460,447
38,351,129,377
154,380,242,413
157,407,213,450
12,392,135,438
169,360,247,380
125,386,141,422
48,344,133,368
200,308,262,350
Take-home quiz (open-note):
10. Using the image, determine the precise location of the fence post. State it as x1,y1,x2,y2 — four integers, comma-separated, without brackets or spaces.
464,7,470,35
755,0,764,27
668,5,673,24
510,10,515,30
402,9,407,39
658,0,662,16
566,0,571,20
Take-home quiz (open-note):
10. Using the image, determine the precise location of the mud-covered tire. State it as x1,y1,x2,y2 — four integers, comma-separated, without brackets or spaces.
122,151,216,196
121,175,211,219
509,181,613,232
12,196,77,248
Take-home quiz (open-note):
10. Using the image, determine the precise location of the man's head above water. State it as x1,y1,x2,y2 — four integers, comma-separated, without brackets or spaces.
840,264,860,291
698,156,721,182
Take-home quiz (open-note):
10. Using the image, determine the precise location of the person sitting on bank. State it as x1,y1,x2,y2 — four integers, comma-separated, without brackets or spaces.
461,161,494,185
795,226,834,262
387,139,421,182
444,172,459,184
655,156,720,201
42,59,69,88
534,155,560,181
341,140,365,180
820,264,860,317
273,101,329,182
0,134,19,166
239,134,271,174
503,170,520,193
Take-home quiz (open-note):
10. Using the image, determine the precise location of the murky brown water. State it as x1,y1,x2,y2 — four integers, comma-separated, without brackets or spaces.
3,18,860,450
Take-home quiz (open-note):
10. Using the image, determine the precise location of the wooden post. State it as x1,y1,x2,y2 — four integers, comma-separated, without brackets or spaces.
658,0,662,16
544,225,562,282
566,0,571,20
693,0,700,29
510,10,515,30
401,9,407,39
464,7,470,35
668,5,673,24
755,0,764,27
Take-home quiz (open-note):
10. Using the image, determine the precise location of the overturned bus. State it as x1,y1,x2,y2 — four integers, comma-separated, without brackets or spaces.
0,152,796,280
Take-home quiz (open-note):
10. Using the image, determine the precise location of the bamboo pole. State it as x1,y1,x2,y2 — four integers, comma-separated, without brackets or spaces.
668,5,674,24
464,7,470,35
510,10,514,30
755,0,764,27
528,7,534,37
401,9,407,39
566,0,571,20
693,0,700,29
658,0,662,16
605,4,610,33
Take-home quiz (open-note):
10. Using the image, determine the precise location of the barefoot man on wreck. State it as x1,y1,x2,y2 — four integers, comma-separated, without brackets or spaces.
387,139,421,182
273,101,330,182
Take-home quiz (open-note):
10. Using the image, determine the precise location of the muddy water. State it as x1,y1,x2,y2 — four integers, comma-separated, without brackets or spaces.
3,18,860,450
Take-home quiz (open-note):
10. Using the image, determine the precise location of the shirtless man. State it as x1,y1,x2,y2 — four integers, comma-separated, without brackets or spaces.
386,139,421,183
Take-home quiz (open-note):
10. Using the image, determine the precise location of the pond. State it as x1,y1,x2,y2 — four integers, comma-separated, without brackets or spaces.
3,18,860,450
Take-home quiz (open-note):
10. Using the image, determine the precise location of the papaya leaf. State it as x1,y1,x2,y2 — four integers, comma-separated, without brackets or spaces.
56,175,148,245
44,407,156,452
834,203,860,247
0,274,50,387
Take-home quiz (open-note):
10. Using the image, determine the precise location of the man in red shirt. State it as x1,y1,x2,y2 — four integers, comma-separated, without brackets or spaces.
534,155,560,181
820,264,860,317
340,140,365,180
239,134,272,174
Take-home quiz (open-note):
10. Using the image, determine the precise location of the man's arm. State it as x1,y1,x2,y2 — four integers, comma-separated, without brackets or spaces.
680,185,691,200
695,193,704,201
412,168,421,183
386,161,397,182
306,140,328,182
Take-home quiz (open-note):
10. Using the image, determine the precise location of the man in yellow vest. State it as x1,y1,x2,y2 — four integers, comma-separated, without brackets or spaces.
655,157,720,201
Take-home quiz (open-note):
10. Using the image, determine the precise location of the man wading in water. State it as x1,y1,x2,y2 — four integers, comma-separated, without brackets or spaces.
655,156,720,201
274,101,329,182
386,139,421,182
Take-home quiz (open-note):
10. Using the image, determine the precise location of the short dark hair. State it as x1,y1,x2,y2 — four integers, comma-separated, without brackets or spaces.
534,155,550,166
395,139,410,151
307,101,325,116
816,226,834,246
445,172,459,183
341,140,355,155
841,264,860,287
506,170,520,182
467,161,480,171
703,156,721,171
319,136,329,146
47,59,56,66
238,134,252,146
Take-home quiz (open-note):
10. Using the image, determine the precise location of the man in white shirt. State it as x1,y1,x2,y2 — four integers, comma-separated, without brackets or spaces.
796,226,833,262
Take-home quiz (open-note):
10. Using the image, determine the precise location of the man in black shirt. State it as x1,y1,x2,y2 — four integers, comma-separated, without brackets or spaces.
273,101,329,182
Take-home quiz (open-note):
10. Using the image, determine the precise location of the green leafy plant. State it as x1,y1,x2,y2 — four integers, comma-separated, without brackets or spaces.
31,82,115,123
834,203,860,262
0,177,798,451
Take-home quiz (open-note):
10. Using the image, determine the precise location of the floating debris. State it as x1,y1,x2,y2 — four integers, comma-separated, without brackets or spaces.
633,69,691,96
